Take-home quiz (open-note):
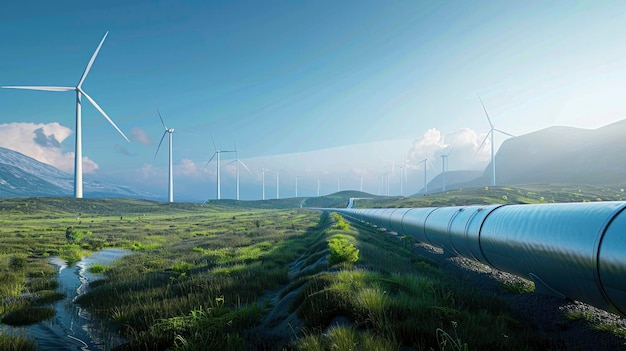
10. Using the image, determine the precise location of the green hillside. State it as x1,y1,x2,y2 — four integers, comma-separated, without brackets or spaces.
353,183,626,208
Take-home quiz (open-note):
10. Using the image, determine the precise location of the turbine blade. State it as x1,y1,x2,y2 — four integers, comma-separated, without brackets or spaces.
476,131,491,153
203,153,216,170
238,159,253,175
427,158,438,171
155,104,168,130
478,95,494,128
78,32,109,88
210,131,216,151
80,89,130,142
446,140,457,156
154,131,168,160
494,129,515,137
2,86,74,92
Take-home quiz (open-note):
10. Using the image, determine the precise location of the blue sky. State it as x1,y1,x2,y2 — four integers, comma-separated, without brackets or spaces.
1,1,626,201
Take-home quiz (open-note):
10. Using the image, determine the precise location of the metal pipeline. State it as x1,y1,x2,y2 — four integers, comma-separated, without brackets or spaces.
328,201,626,317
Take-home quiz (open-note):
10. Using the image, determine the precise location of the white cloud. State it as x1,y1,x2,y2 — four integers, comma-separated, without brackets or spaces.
131,127,153,146
406,128,491,171
0,122,99,174
176,158,200,176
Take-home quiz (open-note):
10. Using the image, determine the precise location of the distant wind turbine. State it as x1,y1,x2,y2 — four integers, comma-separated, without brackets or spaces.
224,144,251,200
154,105,175,203
440,143,455,192
477,96,515,187
204,134,235,200
295,175,308,197
261,168,270,200
418,158,436,195
2,32,129,198
273,169,283,199
317,179,321,197
399,162,408,196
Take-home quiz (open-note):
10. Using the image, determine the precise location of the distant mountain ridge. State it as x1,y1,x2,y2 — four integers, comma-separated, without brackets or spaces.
487,119,626,186
422,119,626,193
0,147,149,198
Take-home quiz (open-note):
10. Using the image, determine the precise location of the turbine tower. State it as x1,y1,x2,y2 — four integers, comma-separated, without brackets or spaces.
477,96,514,187
399,164,408,196
204,135,235,200
295,175,307,197
154,105,174,203
418,158,436,195
2,32,129,198
274,169,281,199
261,169,266,200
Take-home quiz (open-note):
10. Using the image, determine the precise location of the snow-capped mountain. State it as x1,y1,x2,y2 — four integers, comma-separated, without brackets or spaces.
0,147,150,198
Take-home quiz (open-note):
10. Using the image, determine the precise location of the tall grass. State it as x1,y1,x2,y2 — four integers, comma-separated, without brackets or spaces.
76,208,321,350
288,212,551,350
0,332,36,351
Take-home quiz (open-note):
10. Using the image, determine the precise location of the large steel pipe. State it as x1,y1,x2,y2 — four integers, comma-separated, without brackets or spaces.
330,201,626,317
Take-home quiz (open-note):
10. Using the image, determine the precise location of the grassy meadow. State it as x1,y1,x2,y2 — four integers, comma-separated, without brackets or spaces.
0,186,624,350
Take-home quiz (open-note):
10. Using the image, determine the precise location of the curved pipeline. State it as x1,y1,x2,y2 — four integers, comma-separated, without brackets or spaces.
329,201,626,317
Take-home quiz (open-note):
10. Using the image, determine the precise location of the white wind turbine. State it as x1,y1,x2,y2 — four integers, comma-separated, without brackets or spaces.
477,96,514,187
399,162,408,196
223,145,251,200
154,105,175,203
295,175,308,197
418,158,436,195
440,143,455,192
273,168,283,199
2,32,129,198
261,168,269,200
204,135,235,200
317,179,321,197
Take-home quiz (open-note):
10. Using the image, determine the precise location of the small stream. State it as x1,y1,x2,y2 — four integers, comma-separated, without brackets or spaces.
2,248,130,350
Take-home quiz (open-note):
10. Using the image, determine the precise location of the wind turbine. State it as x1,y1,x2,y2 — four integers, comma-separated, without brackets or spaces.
418,158,436,195
261,168,268,200
273,169,283,199
440,143,455,192
154,105,174,203
204,135,235,200
2,32,129,198
477,96,515,187
317,179,321,197
295,175,308,197
224,145,251,200
399,163,408,196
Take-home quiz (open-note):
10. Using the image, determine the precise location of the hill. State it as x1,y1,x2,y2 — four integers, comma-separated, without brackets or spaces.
0,147,151,199
349,183,626,208
470,120,626,187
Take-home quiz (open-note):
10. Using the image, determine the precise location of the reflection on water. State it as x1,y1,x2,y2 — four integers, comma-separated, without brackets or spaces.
1,249,130,350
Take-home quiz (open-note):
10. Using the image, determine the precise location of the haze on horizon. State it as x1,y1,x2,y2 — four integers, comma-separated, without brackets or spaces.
1,1,626,201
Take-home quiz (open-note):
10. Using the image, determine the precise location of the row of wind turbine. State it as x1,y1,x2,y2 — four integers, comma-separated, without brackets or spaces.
2,33,515,201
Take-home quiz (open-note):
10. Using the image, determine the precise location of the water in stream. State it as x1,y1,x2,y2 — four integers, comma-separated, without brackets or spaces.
1,248,130,350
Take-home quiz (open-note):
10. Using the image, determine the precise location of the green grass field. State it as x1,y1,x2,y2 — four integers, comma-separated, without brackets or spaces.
0,184,625,350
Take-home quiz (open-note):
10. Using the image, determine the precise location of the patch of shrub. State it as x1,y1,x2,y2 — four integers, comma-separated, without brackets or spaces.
1,306,55,326
328,236,359,266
